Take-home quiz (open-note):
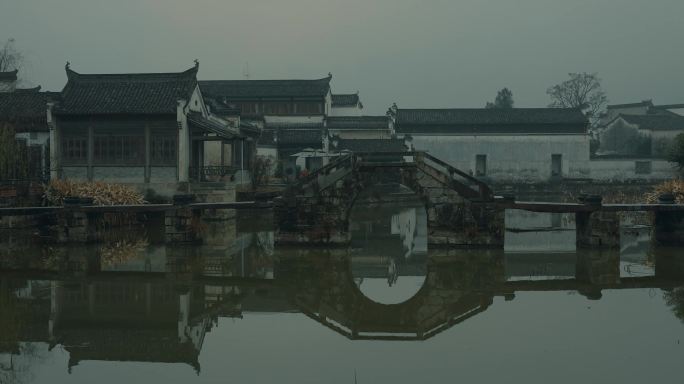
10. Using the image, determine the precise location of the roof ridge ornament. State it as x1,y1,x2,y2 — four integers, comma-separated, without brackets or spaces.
65,61,70,70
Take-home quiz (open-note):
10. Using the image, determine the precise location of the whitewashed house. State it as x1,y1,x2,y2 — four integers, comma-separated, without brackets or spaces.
49,63,248,198
0,69,57,179
390,106,591,183
593,113,683,180
326,116,392,140
200,76,333,176
330,93,363,116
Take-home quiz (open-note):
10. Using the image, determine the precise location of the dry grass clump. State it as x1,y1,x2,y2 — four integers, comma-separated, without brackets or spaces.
100,238,149,267
601,191,645,204
45,180,145,205
645,179,684,204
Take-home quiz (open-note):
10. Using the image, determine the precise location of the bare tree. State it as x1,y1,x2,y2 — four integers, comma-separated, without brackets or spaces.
547,73,608,128
0,38,23,72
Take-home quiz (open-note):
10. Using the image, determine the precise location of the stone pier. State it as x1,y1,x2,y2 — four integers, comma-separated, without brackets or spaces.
575,211,620,249
54,211,104,243
164,208,203,244
654,211,684,246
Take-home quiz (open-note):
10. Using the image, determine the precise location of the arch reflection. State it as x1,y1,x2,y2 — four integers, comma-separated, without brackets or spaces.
348,184,427,304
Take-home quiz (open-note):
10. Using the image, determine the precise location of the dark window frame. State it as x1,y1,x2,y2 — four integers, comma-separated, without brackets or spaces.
93,133,145,166
475,154,487,177
150,134,178,166
61,135,88,165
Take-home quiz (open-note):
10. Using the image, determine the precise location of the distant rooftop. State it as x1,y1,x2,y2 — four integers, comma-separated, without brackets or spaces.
199,75,331,99
607,100,653,110
266,122,324,130
331,93,361,107
278,129,322,147
618,114,684,131
655,103,684,110
0,91,60,131
327,116,388,130
394,108,588,134
0,69,18,81
57,64,199,115
333,138,406,152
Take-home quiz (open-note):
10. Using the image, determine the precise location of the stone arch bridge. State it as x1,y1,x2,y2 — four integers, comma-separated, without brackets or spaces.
274,152,505,248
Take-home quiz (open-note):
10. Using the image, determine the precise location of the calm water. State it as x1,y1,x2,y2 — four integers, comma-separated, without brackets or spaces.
1,197,683,384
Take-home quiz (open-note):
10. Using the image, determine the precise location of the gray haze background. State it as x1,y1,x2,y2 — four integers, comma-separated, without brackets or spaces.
1,0,682,114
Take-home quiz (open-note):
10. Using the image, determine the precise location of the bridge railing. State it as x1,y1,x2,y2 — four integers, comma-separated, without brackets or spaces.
415,152,494,201
293,153,355,193
286,151,494,201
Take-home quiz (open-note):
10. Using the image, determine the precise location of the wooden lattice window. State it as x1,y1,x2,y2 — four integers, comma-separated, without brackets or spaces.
264,102,290,115
93,134,145,165
62,135,88,164
296,102,322,114
151,135,177,166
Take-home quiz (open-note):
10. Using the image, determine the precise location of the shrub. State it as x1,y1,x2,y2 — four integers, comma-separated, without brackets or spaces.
0,123,29,180
45,180,145,206
666,133,684,171
250,155,273,191
645,179,684,204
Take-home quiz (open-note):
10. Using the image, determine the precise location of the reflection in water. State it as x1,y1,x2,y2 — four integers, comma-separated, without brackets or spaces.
349,185,428,304
1,207,684,383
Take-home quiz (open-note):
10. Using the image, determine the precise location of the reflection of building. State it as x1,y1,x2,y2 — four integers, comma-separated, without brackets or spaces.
51,281,209,373
391,207,428,258
2,244,684,372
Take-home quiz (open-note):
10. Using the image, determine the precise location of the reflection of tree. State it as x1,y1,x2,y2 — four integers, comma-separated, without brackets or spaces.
0,287,46,384
664,287,684,322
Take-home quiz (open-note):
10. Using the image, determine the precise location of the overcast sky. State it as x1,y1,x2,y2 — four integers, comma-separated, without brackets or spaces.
1,0,682,114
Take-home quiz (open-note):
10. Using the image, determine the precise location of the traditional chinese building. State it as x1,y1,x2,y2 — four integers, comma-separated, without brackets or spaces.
49,63,249,197
330,93,363,116
0,69,57,179
391,106,591,183
200,76,332,173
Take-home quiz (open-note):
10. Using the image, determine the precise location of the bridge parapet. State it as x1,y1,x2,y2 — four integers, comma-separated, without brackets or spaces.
274,152,504,248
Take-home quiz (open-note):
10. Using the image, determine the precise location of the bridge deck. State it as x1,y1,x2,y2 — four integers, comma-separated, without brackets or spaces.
500,200,684,213
0,201,272,217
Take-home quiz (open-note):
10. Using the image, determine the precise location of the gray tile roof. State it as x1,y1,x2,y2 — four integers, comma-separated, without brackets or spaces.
187,112,241,139
204,98,239,115
56,66,198,115
331,93,359,107
199,76,331,99
334,138,406,152
266,122,324,130
607,100,653,110
619,114,684,131
655,103,684,110
257,129,276,147
0,91,59,132
395,108,588,134
0,70,18,81
327,116,388,130
14,86,42,93
278,129,322,147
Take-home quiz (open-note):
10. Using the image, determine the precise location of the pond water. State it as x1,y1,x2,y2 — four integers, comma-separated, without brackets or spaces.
1,195,683,384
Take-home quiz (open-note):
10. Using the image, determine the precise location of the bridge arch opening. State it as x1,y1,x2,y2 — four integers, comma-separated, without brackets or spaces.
348,183,428,304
